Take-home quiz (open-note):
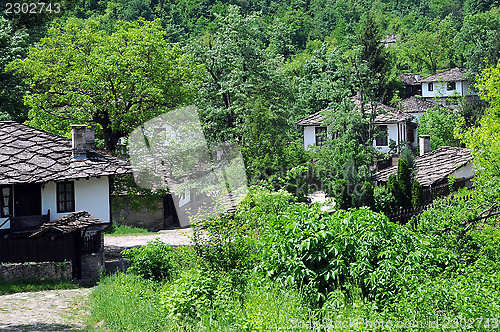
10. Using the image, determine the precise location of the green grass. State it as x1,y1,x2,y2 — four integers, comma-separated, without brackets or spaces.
0,278,80,295
105,224,151,236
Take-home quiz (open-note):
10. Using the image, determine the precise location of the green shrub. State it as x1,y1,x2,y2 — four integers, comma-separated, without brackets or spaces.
360,181,374,208
329,179,351,209
259,205,430,306
159,267,235,322
380,270,500,331
397,158,412,208
387,174,402,212
122,239,175,281
411,180,423,207
373,185,396,214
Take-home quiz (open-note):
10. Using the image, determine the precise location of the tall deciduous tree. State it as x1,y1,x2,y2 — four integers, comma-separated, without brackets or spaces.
8,19,202,150
454,8,500,79
418,106,461,150
0,17,28,121
457,60,500,185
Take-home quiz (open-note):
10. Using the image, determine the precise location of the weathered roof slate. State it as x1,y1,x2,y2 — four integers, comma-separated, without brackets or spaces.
0,121,131,185
30,211,106,237
400,96,451,114
398,73,421,86
420,67,467,83
373,146,473,187
296,97,413,126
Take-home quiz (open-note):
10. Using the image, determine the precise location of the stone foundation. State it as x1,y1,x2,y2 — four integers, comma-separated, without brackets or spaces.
0,261,72,283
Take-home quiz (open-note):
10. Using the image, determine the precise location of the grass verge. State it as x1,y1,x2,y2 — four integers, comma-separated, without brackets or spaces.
0,278,80,295
105,225,151,236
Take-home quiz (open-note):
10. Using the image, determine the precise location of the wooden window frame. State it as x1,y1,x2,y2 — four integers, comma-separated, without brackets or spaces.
57,181,75,213
315,127,327,146
0,185,12,218
376,125,388,146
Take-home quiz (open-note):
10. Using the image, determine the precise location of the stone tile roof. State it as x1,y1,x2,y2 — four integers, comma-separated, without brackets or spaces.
400,96,449,114
398,73,421,85
30,211,106,237
296,111,325,126
296,97,413,126
373,146,473,187
0,121,131,185
420,67,467,83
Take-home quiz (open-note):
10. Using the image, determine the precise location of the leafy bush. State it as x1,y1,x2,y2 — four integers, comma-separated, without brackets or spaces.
379,270,500,331
259,205,431,306
122,239,175,281
373,185,396,214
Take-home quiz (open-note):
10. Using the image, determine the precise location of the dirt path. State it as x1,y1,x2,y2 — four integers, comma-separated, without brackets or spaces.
0,229,192,331
104,227,193,248
0,288,91,331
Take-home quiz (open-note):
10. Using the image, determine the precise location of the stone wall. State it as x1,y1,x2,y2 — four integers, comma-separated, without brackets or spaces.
0,261,72,283
81,251,105,282
111,196,165,230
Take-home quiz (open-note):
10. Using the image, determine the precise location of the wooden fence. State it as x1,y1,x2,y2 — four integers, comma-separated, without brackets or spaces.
388,192,474,225
0,232,80,278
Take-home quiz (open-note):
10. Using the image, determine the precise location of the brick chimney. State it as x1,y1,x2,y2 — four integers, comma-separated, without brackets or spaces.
71,124,95,160
419,135,430,156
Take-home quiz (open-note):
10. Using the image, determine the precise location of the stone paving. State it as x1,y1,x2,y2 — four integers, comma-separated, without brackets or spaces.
0,288,91,331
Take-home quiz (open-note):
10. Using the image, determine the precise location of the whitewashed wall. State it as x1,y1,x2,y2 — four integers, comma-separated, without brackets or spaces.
42,177,110,222
422,81,465,99
372,123,402,153
303,126,317,150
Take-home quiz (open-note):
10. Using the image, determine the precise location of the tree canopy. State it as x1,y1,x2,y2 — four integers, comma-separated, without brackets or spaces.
8,19,202,150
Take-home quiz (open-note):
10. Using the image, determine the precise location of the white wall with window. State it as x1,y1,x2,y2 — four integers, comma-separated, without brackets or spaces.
42,176,110,222
422,81,466,99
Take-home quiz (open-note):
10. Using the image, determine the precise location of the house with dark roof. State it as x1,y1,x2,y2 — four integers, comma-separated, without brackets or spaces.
420,67,477,105
0,121,131,234
373,137,475,201
296,96,417,153
399,96,454,122
398,73,422,98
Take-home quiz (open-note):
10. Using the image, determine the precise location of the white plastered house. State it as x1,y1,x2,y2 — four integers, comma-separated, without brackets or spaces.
420,67,477,105
0,122,131,234
296,97,417,154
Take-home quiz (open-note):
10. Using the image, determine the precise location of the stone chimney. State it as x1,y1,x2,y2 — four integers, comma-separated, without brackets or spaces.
71,124,95,160
419,135,430,156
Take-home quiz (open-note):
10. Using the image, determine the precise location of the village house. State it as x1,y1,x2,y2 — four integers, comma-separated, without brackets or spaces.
398,73,422,98
0,121,131,234
373,136,475,202
399,95,455,122
0,121,131,280
420,67,477,105
297,96,417,154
